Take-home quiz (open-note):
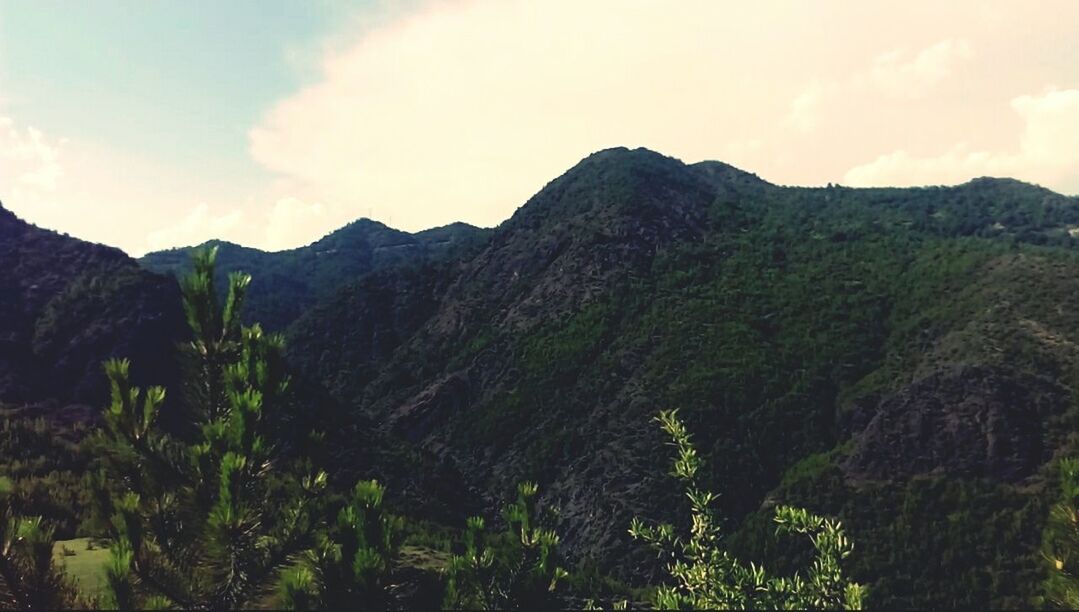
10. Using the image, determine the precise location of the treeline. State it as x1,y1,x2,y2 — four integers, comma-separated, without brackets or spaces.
0,412,93,538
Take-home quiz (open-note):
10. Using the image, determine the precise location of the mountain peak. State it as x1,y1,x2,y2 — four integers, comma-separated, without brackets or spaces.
572,146,685,174
336,217,392,231
690,159,770,189
582,145,669,161
551,147,770,201
309,217,412,252
507,147,715,225
960,176,1055,194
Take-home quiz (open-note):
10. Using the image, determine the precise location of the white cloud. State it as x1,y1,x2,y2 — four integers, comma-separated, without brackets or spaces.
251,3,1078,237
0,111,348,255
145,203,245,253
1012,88,1079,167
843,88,1079,193
5,1,1079,254
0,111,246,255
265,196,332,251
844,145,1001,187
0,116,65,198
140,196,353,255
248,0,836,232
870,39,974,98
785,38,975,134
784,82,839,133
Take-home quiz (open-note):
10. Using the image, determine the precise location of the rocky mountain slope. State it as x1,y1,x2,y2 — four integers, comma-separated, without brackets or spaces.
285,147,1079,608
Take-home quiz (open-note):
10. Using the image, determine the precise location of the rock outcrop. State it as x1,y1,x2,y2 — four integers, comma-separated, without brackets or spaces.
842,366,1067,482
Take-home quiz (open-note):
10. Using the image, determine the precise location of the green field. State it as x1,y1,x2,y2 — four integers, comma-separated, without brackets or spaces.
49,540,448,606
53,538,110,601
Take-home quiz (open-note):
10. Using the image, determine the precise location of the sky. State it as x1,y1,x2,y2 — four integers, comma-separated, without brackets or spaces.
1,1,1077,256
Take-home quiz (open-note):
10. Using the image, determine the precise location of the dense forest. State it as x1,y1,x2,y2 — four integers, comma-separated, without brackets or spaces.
3,147,1079,608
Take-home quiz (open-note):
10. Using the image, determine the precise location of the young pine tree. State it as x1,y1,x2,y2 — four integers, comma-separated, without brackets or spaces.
630,409,864,610
1041,457,1079,608
0,477,79,609
443,481,568,610
278,479,404,610
93,248,328,609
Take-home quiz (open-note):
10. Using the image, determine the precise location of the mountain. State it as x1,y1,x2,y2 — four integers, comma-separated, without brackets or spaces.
0,202,185,421
7,147,1079,606
285,147,1079,608
140,218,491,331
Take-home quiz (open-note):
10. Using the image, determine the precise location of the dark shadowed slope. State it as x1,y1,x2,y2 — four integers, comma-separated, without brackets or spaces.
0,202,185,419
140,218,490,331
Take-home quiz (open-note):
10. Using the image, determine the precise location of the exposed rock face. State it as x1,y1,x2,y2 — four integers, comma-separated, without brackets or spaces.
842,366,1067,483
391,373,472,443
428,148,723,335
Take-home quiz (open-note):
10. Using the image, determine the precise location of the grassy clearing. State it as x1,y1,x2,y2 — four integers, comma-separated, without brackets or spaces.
400,544,451,573
48,540,448,606
53,537,110,601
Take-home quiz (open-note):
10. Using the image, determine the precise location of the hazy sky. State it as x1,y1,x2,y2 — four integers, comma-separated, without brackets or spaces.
1,1,1077,255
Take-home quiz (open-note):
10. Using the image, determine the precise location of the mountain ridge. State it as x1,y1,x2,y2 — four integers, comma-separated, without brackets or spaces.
283,148,1079,607
140,217,492,331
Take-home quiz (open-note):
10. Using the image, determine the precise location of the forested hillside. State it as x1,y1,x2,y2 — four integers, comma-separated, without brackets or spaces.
284,148,1079,608
4,147,1079,607
140,219,490,331
0,203,184,416
0,204,188,544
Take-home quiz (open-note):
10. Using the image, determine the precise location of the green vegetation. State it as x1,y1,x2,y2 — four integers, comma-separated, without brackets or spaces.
279,480,403,610
92,248,330,608
444,482,568,610
10,149,1079,608
0,413,93,538
23,242,865,610
631,410,863,609
52,538,110,602
1041,458,1079,608
323,154,1079,607
0,477,78,608
0,203,184,413
139,221,490,332
730,459,1050,608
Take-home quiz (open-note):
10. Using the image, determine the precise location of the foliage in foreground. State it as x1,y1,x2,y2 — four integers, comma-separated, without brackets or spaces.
0,414,92,540
93,248,328,609
630,409,864,609
279,479,403,610
1041,458,1079,608
443,481,568,610
0,476,79,609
